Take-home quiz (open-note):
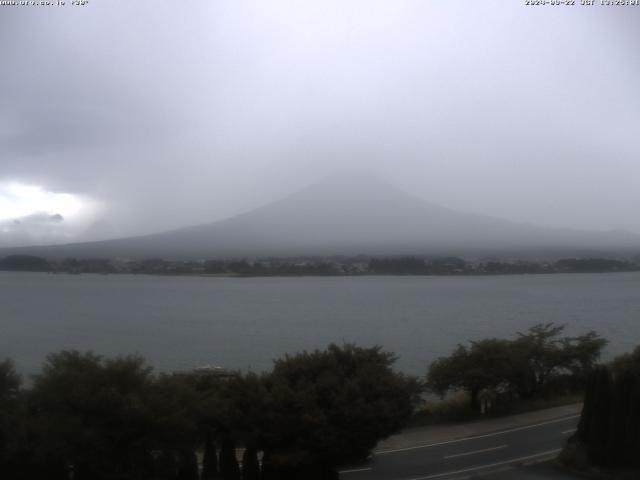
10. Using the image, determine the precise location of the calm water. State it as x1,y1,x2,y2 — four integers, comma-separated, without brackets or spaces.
1,271,639,376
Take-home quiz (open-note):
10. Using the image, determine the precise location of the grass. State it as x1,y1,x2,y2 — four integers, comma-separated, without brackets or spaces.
408,391,583,428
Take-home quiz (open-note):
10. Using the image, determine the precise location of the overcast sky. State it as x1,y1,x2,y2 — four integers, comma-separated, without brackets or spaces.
1,0,639,246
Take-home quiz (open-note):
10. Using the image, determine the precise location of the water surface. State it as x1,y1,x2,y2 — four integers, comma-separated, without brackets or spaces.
1,271,638,375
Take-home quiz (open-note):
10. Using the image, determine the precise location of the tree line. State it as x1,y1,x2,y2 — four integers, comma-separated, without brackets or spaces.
1,254,639,276
0,344,418,480
428,325,640,472
565,345,640,470
426,323,607,412
0,324,631,478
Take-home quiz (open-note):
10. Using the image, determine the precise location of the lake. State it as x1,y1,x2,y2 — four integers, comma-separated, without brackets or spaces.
1,271,639,376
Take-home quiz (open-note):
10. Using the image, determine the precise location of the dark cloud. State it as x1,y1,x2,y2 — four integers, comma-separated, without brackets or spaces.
12,212,65,225
1,212,68,247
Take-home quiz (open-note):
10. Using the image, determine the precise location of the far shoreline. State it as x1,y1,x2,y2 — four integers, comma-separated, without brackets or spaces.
2,269,640,280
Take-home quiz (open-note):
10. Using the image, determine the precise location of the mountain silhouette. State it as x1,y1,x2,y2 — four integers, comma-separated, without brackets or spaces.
1,173,638,259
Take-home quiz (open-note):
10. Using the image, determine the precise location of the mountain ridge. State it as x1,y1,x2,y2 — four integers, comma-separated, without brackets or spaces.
1,173,638,260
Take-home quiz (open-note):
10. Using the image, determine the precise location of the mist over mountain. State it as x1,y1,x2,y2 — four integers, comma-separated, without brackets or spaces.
1,174,638,260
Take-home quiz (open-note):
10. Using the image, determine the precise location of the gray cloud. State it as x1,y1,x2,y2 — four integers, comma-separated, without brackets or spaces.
13,212,64,225
1,212,67,247
1,1,639,246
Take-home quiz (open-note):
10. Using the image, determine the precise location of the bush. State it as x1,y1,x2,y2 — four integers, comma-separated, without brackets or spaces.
427,323,606,411
567,347,640,470
0,344,420,478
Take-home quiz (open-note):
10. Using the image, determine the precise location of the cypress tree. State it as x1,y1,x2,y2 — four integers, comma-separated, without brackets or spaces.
241,445,260,480
577,364,640,469
201,436,218,480
73,461,101,480
575,351,640,469
155,450,179,480
629,376,640,469
177,449,199,480
576,367,597,442
259,451,276,480
219,437,241,480
609,370,633,466
586,367,613,466
134,450,156,480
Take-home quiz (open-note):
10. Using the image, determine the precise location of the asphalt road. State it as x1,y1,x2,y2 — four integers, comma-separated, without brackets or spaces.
339,414,580,480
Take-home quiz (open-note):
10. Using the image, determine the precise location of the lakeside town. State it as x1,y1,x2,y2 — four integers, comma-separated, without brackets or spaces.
1,254,639,277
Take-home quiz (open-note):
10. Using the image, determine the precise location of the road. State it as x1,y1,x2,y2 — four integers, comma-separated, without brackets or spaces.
339,414,579,480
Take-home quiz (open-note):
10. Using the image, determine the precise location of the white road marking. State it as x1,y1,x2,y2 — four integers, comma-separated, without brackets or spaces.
561,428,577,435
407,448,562,480
443,444,507,459
338,467,372,474
376,415,579,455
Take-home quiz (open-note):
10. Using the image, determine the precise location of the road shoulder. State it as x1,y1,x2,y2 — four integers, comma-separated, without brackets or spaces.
376,403,582,453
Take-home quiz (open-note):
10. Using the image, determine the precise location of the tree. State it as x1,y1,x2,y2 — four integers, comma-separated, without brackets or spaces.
219,436,241,480
241,445,260,480
228,260,252,275
368,257,428,275
427,323,607,410
261,344,419,474
29,351,156,480
201,435,219,480
608,369,640,466
611,345,640,377
147,373,203,453
0,359,24,476
577,366,613,465
155,450,179,480
427,339,514,409
570,346,640,469
513,323,606,398
0,255,49,272
215,372,268,448
177,449,199,480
